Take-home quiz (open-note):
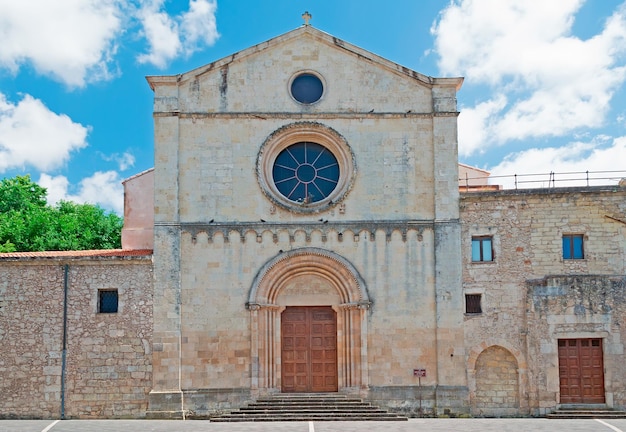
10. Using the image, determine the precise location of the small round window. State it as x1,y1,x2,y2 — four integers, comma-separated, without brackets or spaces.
290,73,323,104
272,142,339,203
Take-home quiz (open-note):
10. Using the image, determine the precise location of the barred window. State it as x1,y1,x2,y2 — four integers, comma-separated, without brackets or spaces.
465,294,482,314
98,289,118,314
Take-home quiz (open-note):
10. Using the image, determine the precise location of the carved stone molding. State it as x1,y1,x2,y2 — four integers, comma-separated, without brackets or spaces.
174,220,433,244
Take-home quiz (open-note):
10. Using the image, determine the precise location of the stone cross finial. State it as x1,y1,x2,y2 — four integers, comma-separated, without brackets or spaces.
302,11,312,26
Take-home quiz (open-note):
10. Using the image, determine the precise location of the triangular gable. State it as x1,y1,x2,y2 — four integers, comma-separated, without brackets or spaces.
147,25,462,92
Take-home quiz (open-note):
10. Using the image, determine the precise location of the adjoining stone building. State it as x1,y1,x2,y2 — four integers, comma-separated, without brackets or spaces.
1,24,625,419
0,250,153,419
461,187,626,417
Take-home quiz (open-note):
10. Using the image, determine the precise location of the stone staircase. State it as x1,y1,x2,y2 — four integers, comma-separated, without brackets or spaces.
547,405,626,419
208,393,408,422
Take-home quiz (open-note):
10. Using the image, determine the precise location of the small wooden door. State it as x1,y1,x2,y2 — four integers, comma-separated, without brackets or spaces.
558,338,605,404
281,306,337,393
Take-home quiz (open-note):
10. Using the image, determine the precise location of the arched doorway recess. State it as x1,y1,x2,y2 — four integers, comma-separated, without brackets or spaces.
473,345,520,417
247,247,370,394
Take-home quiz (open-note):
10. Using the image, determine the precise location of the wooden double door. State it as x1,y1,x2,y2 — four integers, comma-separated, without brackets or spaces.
281,306,338,392
558,338,605,404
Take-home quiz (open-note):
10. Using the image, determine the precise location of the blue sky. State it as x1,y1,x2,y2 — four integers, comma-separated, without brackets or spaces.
1,0,625,214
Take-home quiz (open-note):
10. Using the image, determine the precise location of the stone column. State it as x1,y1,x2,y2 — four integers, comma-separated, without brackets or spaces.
432,82,468,414
147,80,184,416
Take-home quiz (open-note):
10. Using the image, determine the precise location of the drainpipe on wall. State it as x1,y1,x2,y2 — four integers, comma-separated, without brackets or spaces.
60,264,69,419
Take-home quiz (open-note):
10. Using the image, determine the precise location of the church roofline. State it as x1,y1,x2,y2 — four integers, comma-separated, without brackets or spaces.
0,249,153,260
122,167,154,185
458,162,491,175
146,25,463,92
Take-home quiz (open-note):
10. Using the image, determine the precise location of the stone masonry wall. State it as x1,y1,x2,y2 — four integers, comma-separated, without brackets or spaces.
0,257,152,419
0,264,64,418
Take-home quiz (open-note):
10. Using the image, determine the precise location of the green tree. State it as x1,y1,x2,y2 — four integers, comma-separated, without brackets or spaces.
0,175,123,252
0,175,47,213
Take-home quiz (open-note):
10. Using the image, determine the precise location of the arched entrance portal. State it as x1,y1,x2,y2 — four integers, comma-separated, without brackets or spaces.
247,248,370,395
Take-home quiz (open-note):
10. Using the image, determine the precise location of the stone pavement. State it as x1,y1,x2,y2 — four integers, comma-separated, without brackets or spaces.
1,419,626,432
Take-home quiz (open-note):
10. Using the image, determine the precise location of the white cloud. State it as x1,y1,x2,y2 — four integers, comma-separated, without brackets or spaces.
0,93,89,172
137,0,219,67
458,95,507,157
433,0,585,83
136,1,182,68
39,171,124,215
0,0,221,85
116,152,136,171
0,0,122,87
433,1,626,153
181,0,219,55
489,136,626,189
100,151,136,171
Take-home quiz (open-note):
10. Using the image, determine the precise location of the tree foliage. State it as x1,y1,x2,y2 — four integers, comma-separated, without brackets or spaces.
0,175,123,252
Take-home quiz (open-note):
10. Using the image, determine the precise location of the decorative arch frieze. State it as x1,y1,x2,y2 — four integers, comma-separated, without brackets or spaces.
181,221,432,244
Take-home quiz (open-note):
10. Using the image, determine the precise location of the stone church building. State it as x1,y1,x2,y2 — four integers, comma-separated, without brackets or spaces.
1,24,625,419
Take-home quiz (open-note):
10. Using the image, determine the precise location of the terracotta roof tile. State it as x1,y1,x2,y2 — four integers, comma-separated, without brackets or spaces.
0,249,153,259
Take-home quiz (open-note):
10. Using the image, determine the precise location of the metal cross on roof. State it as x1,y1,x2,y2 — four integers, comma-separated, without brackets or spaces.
302,11,312,26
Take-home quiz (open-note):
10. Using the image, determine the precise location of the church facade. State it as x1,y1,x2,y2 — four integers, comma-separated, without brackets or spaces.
146,24,464,417
1,25,625,419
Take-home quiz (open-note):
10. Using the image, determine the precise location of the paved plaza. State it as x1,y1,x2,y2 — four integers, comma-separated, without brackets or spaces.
1,419,625,432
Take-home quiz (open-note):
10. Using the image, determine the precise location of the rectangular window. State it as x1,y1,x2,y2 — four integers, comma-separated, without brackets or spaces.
465,294,482,314
98,289,118,314
562,234,584,259
471,236,493,262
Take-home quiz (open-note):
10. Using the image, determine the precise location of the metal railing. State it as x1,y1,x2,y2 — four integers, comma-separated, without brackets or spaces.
459,170,626,191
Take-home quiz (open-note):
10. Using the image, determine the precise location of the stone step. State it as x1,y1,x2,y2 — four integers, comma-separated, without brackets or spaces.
547,413,626,419
211,413,407,422
211,416,408,422
239,407,383,413
256,395,351,401
244,400,378,406
547,409,626,419
238,408,389,414
208,393,408,422
255,397,357,402
259,394,348,397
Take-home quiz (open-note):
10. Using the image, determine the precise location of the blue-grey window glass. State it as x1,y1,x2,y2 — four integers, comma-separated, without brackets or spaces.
563,234,584,259
99,290,118,313
272,142,339,203
472,236,493,262
291,74,323,104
